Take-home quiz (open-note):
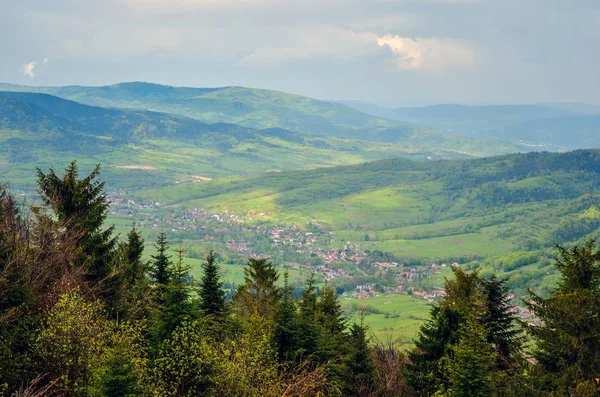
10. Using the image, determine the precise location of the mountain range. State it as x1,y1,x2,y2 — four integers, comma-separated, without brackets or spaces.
0,88,526,190
341,101,600,149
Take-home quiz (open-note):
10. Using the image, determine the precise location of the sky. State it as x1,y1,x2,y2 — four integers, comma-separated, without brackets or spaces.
1,0,599,106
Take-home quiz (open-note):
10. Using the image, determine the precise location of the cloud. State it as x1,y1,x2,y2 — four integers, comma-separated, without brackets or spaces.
377,35,476,71
238,27,381,68
22,61,37,78
43,57,49,65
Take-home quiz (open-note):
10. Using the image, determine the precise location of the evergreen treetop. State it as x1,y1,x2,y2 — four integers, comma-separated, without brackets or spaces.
150,232,171,286
198,250,226,318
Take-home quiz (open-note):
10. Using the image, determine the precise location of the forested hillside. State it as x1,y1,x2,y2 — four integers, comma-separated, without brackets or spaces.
0,82,395,138
0,91,525,191
0,83,532,149
134,150,600,296
1,163,599,396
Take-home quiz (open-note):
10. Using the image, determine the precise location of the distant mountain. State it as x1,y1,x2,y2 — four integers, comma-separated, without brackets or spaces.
0,91,524,190
0,82,400,140
539,103,600,115
341,102,600,149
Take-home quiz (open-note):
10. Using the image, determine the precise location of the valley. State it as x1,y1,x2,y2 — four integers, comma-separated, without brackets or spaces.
1,83,599,342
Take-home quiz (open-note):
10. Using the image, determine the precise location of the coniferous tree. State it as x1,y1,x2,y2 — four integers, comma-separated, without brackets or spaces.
315,285,348,386
299,274,318,318
343,317,376,396
271,272,301,363
150,232,171,287
480,276,523,371
405,304,462,396
117,226,149,319
443,319,497,397
405,268,482,396
123,226,145,288
234,257,279,319
317,285,346,337
526,240,600,394
157,247,195,341
36,161,118,300
295,274,321,359
198,251,226,319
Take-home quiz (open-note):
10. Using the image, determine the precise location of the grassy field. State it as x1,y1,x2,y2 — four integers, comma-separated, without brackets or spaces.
127,151,600,300
343,294,433,342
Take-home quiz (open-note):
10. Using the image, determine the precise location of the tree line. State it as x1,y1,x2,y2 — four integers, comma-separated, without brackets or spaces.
1,161,600,396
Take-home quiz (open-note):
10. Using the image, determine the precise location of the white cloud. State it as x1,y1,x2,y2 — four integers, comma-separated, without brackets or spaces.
22,61,37,78
43,57,49,64
377,35,476,71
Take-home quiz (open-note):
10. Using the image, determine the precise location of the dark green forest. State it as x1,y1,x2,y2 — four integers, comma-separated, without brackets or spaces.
2,162,600,396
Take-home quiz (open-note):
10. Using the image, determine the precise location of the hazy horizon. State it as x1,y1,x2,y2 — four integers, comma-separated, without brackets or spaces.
2,0,599,107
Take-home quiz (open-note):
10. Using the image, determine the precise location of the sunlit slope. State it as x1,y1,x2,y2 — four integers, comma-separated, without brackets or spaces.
0,83,526,152
136,149,600,262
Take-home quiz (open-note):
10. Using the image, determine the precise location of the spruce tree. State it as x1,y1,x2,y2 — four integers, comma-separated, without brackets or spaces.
234,257,280,319
405,304,462,396
480,276,523,371
36,161,117,294
124,226,145,288
316,285,348,385
405,268,481,396
443,319,497,397
317,285,346,337
343,317,376,396
272,272,301,363
297,274,320,359
526,240,600,394
299,273,318,318
150,232,171,286
198,251,226,318
158,247,195,340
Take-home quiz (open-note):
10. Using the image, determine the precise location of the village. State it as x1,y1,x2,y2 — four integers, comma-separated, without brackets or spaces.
107,191,532,317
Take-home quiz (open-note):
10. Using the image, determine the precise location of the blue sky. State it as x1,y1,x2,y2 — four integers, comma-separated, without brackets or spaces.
1,0,599,106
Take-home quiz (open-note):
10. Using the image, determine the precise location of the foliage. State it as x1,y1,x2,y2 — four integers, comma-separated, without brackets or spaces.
525,240,600,395
149,320,219,396
35,290,110,396
36,161,119,310
234,257,280,320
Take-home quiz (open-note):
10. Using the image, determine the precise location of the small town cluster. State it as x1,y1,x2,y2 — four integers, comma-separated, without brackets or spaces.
108,192,532,317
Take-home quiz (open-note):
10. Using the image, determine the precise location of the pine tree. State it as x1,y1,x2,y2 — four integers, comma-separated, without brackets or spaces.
234,257,280,319
480,276,523,371
405,304,462,396
150,232,171,286
198,251,226,319
296,274,320,359
157,247,195,340
443,319,497,397
124,226,145,288
343,317,375,396
271,272,301,363
526,240,600,394
36,161,117,294
405,268,481,396
317,285,346,337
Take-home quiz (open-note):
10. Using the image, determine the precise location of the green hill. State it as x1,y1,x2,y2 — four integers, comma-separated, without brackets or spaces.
0,83,531,151
133,149,600,296
0,91,526,190
0,82,396,139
